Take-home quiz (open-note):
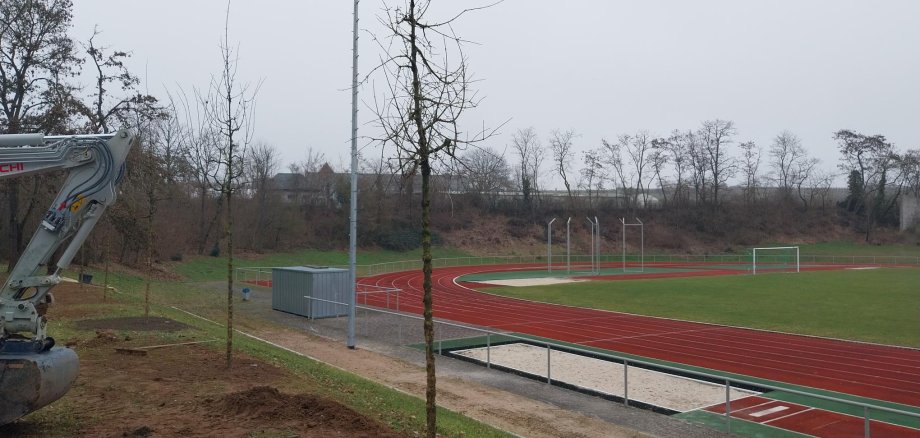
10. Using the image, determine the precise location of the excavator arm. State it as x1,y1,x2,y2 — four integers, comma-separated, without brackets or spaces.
0,129,135,424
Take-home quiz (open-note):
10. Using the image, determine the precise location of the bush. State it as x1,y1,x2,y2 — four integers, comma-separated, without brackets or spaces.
372,225,442,251
376,229,420,251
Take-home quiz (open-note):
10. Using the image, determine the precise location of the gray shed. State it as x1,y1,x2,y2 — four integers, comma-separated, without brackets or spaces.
271,266,349,318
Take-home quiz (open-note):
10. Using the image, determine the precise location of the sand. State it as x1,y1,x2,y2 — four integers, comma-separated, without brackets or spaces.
478,277,586,287
454,343,756,413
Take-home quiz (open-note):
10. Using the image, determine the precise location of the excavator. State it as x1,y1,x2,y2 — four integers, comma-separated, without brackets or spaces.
0,129,135,424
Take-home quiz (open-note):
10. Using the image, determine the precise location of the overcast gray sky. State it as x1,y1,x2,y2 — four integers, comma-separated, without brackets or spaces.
71,1,919,186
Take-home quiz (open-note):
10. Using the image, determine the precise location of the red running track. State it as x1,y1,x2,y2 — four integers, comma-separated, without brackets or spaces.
706,396,920,437
359,263,920,408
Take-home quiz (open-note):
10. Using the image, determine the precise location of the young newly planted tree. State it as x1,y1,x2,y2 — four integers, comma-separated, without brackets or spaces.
200,3,260,368
370,1,497,435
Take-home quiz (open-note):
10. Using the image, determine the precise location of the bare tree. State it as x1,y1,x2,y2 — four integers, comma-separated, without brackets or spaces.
369,2,497,435
768,130,807,199
246,141,279,249
285,147,327,207
625,131,652,209
288,147,326,175
578,148,605,209
901,149,920,198
189,129,223,253
649,138,671,206
549,129,577,209
200,2,260,369
793,156,820,209
600,137,627,208
766,131,820,210
84,27,160,133
510,127,543,215
458,146,511,207
738,140,761,205
806,168,835,211
698,119,736,206
134,122,168,320
153,98,192,188
663,130,691,207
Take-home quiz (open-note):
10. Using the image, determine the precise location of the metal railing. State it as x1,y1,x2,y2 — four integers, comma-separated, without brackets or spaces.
300,295,920,437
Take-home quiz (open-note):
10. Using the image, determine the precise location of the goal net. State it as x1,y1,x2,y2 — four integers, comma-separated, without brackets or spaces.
752,246,800,275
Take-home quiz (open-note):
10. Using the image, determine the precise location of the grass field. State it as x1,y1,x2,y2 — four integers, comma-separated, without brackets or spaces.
484,267,920,347
173,246,472,282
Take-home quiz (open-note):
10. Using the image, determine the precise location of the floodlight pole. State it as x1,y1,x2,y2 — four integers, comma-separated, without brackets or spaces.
346,0,359,349
636,217,644,271
620,218,626,271
585,217,594,273
566,217,571,273
595,216,600,273
547,218,557,272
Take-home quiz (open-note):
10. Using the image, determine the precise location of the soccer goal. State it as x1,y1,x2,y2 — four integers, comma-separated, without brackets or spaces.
752,246,800,275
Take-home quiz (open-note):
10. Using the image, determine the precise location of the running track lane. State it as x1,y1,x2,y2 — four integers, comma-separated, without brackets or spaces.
704,396,920,437
359,264,920,408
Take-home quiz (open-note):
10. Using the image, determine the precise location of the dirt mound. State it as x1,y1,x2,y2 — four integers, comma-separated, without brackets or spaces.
210,386,402,437
74,316,190,332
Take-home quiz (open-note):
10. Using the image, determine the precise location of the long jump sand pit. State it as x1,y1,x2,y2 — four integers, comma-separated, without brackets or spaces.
453,343,756,412
477,277,586,287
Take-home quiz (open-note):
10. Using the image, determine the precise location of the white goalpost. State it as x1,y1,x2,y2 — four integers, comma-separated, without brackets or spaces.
752,246,800,275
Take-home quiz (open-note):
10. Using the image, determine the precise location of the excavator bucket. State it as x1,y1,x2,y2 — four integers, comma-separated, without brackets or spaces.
0,347,79,425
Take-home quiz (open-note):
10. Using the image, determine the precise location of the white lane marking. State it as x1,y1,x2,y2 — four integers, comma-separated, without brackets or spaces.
764,407,814,424
750,405,789,418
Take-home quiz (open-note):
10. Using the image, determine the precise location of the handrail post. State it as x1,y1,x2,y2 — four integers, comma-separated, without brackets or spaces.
486,333,491,369
566,217,571,273
623,360,629,406
547,218,557,272
725,379,731,433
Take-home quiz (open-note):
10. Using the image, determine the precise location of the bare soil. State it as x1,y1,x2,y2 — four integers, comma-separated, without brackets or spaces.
0,283,404,438
73,316,190,332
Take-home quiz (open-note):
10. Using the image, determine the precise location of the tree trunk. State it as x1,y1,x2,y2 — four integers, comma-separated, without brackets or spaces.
420,155,436,438
225,187,234,369
408,3,436,434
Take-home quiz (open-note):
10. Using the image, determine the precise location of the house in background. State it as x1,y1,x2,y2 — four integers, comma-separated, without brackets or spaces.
271,163,339,207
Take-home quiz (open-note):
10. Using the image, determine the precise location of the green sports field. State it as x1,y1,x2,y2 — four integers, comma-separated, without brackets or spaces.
479,267,920,347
